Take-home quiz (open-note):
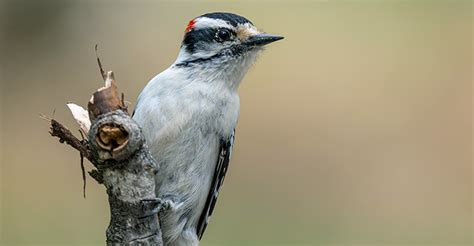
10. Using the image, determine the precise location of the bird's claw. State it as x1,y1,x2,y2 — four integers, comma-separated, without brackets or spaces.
159,198,184,213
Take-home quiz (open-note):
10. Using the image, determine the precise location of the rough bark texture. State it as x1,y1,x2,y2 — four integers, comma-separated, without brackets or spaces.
91,111,162,245
48,71,163,245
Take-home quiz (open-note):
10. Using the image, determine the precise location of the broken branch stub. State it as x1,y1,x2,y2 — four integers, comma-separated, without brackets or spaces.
88,71,127,122
85,71,162,245
89,111,138,163
49,68,163,245
89,110,162,245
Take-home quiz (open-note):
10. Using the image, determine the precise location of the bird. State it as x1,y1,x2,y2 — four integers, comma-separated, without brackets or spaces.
132,12,283,246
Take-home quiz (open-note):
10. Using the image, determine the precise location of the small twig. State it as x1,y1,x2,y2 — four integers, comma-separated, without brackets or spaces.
39,114,51,121
80,152,86,198
95,44,106,81
49,118,92,161
79,130,87,198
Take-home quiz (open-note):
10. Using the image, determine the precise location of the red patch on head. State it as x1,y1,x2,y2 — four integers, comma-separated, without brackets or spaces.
185,19,196,33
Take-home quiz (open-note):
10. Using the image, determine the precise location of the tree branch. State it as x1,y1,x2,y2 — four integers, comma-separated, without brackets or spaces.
49,119,92,161
47,69,163,245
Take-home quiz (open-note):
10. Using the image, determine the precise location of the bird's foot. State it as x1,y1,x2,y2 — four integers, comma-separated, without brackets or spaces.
159,195,184,213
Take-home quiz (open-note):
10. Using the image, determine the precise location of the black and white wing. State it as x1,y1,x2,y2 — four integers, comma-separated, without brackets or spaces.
196,130,235,240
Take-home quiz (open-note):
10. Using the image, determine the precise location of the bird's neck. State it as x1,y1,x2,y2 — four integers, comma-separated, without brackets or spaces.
172,48,259,91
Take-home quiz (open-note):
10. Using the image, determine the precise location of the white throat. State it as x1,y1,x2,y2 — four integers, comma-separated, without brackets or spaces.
173,46,261,91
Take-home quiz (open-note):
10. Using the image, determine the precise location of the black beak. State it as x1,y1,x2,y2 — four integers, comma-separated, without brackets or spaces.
245,34,284,47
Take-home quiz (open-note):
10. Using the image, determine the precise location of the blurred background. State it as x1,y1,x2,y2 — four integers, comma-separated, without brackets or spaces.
0,0,472,245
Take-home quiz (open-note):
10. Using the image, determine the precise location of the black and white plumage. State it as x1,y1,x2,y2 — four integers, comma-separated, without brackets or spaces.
132,12,282,246
197,130,234,239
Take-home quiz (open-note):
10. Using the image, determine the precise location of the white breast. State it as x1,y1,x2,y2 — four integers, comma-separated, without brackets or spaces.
132,66,240,237
135,66,240,141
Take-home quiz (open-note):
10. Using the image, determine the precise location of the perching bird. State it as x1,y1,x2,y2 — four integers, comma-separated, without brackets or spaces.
132,12,283,245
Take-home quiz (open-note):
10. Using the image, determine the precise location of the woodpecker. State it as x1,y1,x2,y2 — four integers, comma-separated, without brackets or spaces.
132,12,283,245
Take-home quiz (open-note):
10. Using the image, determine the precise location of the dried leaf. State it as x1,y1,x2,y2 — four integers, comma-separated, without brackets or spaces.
67,103,91,135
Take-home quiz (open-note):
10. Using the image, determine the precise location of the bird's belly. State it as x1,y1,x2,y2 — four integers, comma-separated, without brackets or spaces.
154,127,220,228
156,121,234,236
133,82,240,233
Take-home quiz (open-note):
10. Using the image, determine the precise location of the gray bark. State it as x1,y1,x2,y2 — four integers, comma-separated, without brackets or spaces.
48,70,164,245
88,111,163,245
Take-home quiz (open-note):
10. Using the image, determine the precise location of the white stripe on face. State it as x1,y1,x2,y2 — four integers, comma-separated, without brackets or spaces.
193,17,234,30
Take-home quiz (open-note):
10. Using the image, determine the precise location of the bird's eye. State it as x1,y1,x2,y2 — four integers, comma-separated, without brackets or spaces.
215,29,232,42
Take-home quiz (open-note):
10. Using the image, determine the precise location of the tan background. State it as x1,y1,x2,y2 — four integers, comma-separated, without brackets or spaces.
0,0,472,245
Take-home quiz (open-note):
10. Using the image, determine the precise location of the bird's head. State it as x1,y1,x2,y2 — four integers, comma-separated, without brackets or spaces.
174,12,283,86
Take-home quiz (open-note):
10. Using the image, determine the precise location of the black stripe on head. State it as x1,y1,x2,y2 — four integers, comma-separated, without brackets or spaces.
182,27,216,53
200,12,253,27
